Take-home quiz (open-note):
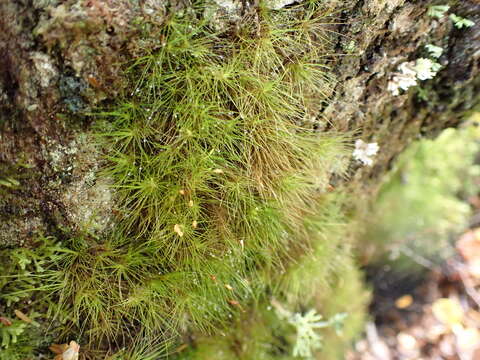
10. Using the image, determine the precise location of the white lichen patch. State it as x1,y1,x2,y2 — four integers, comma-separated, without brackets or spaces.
62,174,114,234
61,133,115,234
425,44,443,58
204,0,242,30
387,61,418,96
388,58,441,95
141,0,166,24
31,52,58,88
44,133,115,234
47,141,79,173
264,0,297,10
414,58,441,80
212,0,240,12
353,140,379,166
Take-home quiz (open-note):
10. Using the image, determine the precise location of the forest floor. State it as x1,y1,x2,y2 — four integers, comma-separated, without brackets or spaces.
348,203,480,360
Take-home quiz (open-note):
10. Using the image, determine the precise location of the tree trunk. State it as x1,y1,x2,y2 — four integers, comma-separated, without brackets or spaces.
0,0,478,358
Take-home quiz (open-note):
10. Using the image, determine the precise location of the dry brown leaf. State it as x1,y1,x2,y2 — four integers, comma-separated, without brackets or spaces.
49,343,68,355
0,316,12,326
14,309,32,323
62,341,80,360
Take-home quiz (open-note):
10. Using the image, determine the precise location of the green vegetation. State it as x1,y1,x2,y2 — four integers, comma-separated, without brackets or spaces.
0,2,369,358
175,256,369,360
362,124,480,270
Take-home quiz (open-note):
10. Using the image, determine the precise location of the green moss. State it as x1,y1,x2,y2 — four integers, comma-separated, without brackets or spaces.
91,1,348,344
0,237,59,359
175,252,368,360
0,319,50,360
315,258,370,360
0,1,362,357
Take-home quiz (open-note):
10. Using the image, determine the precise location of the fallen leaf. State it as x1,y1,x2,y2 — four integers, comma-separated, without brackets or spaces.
14,309,32,323
50,340,80,360
62,341,80,360
432,298,464,327
0,317,12,326
395,295,413,309
50,344,68,355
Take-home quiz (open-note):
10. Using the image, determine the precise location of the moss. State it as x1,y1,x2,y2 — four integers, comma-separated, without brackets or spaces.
314,258,370,360
0,235,63,359
0,320,52,360
0,1,363,357
88,1,348,345
175,252,369,360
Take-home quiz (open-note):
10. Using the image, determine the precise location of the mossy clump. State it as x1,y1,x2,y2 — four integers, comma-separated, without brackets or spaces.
175,255,369,360
92,1,349,345
0,1,362,358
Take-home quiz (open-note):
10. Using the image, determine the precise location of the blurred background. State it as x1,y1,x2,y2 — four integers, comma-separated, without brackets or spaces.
349,113,480,359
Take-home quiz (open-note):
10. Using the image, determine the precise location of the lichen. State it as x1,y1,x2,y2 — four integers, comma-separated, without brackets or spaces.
58,133,115,234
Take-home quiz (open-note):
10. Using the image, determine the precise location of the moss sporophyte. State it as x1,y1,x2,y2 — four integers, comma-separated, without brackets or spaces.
0,2,367,358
